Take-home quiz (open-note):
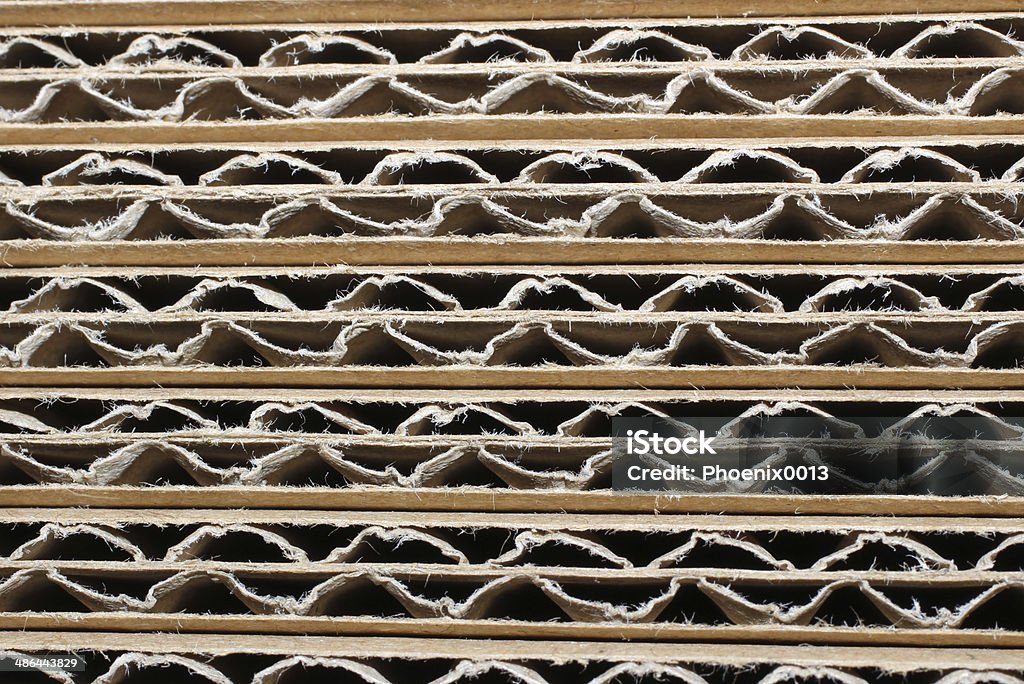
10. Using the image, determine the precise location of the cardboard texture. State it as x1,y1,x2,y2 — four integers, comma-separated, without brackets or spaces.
8,141,1024,265
0,389,1023,512
3,635,1024,684
3,3,1024,680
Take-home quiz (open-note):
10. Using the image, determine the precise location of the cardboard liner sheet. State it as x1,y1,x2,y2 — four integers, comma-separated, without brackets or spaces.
7,143,1024,187
9,236,1024,267
5,18,1024,68
3,66,1024,124
0,634,1019,683
6,116,1024,147
3,0,1024,24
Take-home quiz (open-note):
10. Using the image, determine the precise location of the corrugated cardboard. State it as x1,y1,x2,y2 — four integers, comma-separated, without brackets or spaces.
3,2,1024,673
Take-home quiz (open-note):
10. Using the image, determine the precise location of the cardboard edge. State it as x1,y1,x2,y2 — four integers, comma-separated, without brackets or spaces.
0,632,1018,669
1,116,1023,145
0,613,1018,646
0,507,1017,530
3,11,1024,30
0,367,1022,389
0,487,1021,515
5,238,1024,267
0,386,1018,401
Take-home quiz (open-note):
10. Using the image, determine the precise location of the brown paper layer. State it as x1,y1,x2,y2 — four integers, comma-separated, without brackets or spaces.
1,2,1022,24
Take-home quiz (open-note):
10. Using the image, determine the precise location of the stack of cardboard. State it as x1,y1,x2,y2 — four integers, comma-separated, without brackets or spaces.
0,0,1022,680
